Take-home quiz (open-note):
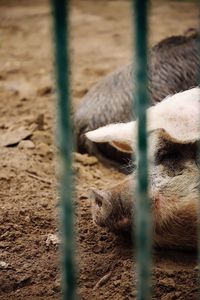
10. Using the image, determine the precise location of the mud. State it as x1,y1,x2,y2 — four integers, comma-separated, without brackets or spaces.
0,0,199,299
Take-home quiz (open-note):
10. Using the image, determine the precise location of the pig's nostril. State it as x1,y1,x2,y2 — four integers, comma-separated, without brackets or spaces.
90,188,103,208
95,197,102,208
117,217,132,231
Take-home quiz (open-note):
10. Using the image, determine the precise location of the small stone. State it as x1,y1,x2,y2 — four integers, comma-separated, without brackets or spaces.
0,261,9,269
41,202,48,208
159,278,175,289
52,279,61,293
79,194,88,200
113,280,121,287
74,152,98,165
0,126,33,147
92,245,103,254
46,234,60,246
24,216,31,223
37,86,53,96
17,275,31,286
37,142,51,156
18,140,35,149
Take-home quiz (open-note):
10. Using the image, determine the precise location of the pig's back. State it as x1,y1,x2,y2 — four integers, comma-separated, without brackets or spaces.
150,33,199,103
74,32,199,170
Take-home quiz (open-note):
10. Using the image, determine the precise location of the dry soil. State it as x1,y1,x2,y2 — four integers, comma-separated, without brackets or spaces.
0,0,199,299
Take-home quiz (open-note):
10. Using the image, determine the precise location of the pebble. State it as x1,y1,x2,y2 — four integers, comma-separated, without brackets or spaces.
0,261,9,269
37,86,53,96
46,234,60,246
194,265,199,271
92,245,103,254
52,279,61,293
159,277,176,289
113,280,121,287
37,142,51,156
24,216,31,223
74,152,98,165
18,140,35,149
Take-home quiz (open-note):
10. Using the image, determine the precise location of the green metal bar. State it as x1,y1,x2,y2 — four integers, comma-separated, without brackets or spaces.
133,1,152,299
51,1,77,299
198,9,200,295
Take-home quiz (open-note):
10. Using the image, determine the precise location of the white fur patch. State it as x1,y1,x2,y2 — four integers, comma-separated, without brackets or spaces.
85,87,200,151
86,122,136,145
148,87,200,143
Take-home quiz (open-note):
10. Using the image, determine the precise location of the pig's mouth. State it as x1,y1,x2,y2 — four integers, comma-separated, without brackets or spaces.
115,217,132,232
103,213,133,234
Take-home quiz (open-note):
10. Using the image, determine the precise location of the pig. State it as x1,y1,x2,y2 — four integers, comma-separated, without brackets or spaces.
74,30,200,172
86,87,200,250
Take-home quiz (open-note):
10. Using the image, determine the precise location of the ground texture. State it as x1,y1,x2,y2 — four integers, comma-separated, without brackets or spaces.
0,0,199,299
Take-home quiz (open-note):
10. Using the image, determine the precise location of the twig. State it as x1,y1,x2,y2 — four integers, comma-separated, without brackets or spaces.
93,271,112,290
26,171,52,185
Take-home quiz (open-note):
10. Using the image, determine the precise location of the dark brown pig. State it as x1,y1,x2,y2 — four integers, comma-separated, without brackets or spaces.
87,87,200,250
74,31,200,172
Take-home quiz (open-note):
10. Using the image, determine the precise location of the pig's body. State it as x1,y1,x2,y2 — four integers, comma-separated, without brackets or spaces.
87,88,200,250
75,32,199,171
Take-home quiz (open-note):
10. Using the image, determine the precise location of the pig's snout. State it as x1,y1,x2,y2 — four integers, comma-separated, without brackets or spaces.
90,180,134,233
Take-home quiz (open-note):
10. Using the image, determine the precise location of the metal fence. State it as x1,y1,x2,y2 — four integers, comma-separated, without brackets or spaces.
134,2,152,299
51,0,156,299
51,1,77,299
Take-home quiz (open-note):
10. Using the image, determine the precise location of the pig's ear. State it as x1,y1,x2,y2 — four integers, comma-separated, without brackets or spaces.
85,122,136,153
148,87,200,143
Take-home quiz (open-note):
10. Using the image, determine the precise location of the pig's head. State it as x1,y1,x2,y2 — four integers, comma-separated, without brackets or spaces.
86,87,200,249
90,177,135,233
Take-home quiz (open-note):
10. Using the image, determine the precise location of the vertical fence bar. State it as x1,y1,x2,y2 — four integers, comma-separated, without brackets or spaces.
133,0,152,299
51,1,77,299
198,8,200,295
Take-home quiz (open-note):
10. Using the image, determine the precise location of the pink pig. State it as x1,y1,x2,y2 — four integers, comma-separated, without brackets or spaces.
86,87,200,250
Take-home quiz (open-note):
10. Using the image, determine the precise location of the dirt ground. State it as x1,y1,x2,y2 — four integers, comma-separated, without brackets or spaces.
0,0,199,299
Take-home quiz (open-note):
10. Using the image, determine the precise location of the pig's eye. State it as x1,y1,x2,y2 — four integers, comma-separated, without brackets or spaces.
155,150,184,176
155,141,198,176
155,149,181,165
